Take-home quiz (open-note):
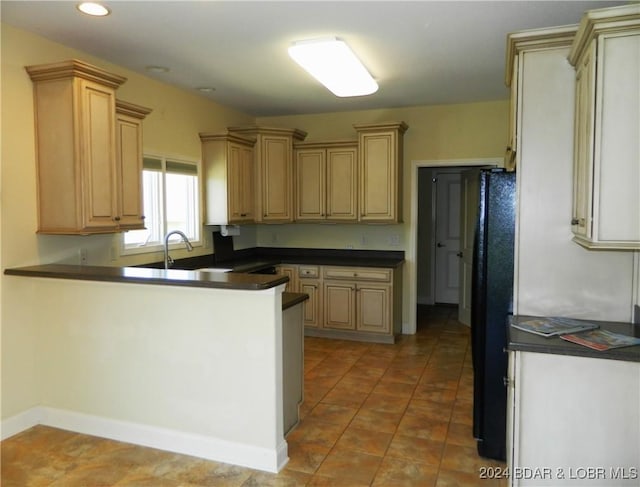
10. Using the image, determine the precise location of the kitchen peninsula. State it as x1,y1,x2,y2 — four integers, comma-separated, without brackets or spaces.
3,264,301,473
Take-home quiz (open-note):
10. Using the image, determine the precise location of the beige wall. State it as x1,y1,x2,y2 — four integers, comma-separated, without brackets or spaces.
0,23,254,272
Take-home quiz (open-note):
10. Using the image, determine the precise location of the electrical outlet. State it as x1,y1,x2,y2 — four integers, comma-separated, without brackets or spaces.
345,244,354,250
360,234,367,246
110,245,117,261
271,233,278,244
79,248,88,265
389,234,400,246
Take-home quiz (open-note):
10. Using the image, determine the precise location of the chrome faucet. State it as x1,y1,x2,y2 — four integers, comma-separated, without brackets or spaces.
164,230,194,269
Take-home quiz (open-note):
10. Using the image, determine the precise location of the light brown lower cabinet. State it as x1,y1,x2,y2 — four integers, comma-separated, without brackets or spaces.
279,263,401,343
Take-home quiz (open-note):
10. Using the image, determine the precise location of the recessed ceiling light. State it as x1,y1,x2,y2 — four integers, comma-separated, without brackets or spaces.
145,65,170,74
197,87,216,93
288,37,378,97
77,2,110,17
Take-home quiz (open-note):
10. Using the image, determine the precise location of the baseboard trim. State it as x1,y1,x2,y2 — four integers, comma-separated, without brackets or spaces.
2,406,287,473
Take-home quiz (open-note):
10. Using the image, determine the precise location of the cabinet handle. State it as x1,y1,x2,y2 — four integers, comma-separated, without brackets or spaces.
114,216,121,221
240,213,247,217
571,218,579,225
140,215,146,220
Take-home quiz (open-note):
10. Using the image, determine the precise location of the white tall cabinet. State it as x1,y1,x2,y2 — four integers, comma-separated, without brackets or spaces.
568,5,640,249
506,21,639,487
507,28,634,323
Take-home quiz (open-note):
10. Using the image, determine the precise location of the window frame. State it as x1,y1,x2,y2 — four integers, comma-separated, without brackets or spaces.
120,153,202,256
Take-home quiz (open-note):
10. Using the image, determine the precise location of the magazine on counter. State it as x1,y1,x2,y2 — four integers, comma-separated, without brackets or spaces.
510,316,599,337
560,329,640,351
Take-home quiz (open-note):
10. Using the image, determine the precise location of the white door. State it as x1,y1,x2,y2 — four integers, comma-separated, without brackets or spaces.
458,169,480,326
434,172,461,304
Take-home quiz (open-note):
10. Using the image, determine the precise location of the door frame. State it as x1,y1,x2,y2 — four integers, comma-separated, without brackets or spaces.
406,158,501,334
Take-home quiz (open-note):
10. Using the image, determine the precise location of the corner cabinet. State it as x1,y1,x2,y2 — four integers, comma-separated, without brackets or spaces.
354,122,408,223
228,126,307,223
568,5,640,249
294,141,358,222
200,132,256,225
115,100,152,230
26,59,130,234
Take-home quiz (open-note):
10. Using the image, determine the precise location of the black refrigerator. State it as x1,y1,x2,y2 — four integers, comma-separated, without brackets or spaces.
470,168,516,462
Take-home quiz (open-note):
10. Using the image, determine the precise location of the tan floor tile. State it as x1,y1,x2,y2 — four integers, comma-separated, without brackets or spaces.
446,422,477,448
361,392,410,414
334,425,393,457
396,414,449,442
350,408,403,434
307,403,358,427
334,374,380,393
285,418,346,448
413,384,458,404
344,364,386,381
372,379,416,398
283,440,330,475
315,447,382,485
381,365,425,384
451,399,474,426
305,474,371,486
47,462,130,487
241,469,311,486
372,456,438,487
320,387,370,408
386,434,444,465
405,398,453,422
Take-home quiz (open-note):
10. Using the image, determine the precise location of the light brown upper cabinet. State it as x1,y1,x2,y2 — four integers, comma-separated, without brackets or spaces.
115,100,152,231
294,141,358,222
200,132,256,225
26,59,131,234
354,122,408,223
568,4,640,249
228,126,307,223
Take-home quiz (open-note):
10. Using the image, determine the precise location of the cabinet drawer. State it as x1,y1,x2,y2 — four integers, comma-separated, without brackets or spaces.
322,266,391,282
298,265,319,279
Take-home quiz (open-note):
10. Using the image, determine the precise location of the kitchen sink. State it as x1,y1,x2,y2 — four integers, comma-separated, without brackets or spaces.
197,267,233,273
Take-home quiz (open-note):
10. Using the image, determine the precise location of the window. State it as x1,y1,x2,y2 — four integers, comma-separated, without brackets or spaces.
122,155,201,254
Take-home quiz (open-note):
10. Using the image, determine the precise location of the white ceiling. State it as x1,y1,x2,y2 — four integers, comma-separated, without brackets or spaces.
1,1,627,116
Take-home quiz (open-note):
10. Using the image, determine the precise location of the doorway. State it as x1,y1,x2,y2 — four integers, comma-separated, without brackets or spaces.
409,159,500,333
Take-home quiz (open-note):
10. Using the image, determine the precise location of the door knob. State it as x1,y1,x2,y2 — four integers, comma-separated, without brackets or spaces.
437,242,445,248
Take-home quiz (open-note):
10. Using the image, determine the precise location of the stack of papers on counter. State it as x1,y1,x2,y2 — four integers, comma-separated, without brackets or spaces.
510,317,599,337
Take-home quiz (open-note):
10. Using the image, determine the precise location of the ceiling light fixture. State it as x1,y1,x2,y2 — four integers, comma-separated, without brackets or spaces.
77,2,110,17
288,37,378,97
145,65,170,74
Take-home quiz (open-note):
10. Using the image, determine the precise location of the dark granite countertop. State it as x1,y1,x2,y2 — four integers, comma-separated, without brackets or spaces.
508,315,640,363
4,264,288,291
282,292,309,310
149,247,405,273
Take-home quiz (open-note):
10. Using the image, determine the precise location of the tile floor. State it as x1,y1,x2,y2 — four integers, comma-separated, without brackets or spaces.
1,305,506,486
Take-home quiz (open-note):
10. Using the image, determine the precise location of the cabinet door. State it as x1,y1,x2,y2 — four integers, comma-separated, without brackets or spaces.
295,148,325,221
572,41,596,240
277,265,298,292
323,281,356,330
299,278,322,328
115,110,145,230
80,79,119,231
326,146,358,221
357,283,391,334
593,32,640,245
228,142,254,223
261,135,293,222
